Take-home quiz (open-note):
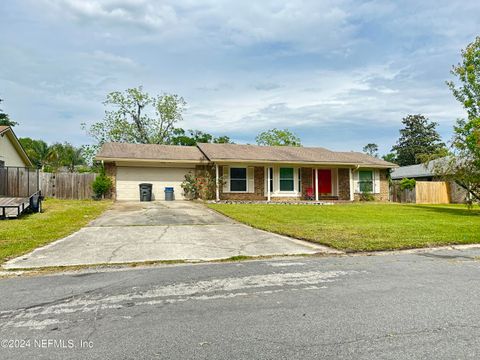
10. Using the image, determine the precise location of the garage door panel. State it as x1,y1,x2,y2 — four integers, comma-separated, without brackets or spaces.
116,167,194,201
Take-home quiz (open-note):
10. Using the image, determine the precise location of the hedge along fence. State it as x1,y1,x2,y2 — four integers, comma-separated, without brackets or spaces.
40,172,98,200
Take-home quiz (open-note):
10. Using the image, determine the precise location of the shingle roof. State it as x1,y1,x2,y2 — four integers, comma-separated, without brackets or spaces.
96,142,209,162
391,158,449,179
96,142,397,167
197,143,396,167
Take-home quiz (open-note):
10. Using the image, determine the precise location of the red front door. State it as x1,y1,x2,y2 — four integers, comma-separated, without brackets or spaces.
318,170,332,194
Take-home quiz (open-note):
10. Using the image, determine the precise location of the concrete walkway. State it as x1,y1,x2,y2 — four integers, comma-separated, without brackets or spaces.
4,201,338,269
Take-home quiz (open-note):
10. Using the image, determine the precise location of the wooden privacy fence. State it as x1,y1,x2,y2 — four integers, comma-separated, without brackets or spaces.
0,167,40,198
40,172,98,199
415,182,450,204
0,169,98,200
391,181,451,204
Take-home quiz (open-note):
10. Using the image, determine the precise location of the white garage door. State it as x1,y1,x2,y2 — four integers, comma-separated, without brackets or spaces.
116,166,194,201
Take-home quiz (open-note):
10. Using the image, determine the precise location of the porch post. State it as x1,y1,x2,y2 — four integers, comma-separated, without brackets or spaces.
349,168,354,201
215,163,220,202
267,167,271,202
315,168,319,201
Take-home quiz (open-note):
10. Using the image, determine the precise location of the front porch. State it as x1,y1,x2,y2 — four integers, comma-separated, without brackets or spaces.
212,164,355,202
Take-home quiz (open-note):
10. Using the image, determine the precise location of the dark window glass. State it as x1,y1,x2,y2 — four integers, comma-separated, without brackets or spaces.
269,167,273,192
280,168,294,191
230,168,247,192
231,180,247,191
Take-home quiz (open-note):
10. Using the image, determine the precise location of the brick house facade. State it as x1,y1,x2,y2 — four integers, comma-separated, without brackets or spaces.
96,142,396,202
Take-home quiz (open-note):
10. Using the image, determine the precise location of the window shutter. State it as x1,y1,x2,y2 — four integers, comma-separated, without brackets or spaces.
223,166,230,192
247,167,255,193
374,170,381,194
353,170,360,193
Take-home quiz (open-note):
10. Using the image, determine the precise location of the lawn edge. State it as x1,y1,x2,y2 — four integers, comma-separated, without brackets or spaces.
206,203,480,253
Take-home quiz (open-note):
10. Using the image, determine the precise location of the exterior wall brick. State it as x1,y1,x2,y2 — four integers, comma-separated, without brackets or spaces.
104,162,116,200
219,166,267,200
353,169,390,202
338,168,351,200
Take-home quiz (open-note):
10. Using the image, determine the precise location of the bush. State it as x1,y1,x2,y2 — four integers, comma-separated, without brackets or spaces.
181,166,224,200
181,172,199,199
92,173,112,199
399,178,416,191
359,191,375,201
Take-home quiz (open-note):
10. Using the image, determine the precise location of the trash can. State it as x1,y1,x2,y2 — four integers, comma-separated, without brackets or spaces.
164,187,174,201
139,183,153,201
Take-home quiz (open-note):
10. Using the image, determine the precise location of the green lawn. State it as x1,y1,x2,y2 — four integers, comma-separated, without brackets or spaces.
208,203,480,252
0,199,111,264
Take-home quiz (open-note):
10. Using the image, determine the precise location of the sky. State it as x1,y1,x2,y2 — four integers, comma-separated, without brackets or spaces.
1,0,479,155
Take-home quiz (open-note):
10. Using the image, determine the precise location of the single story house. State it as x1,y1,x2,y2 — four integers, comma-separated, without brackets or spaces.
0,126,32,168
96,142,397,202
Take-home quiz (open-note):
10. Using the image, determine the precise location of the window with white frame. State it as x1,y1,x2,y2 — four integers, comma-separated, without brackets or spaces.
230,167,247,192
358,170,373,192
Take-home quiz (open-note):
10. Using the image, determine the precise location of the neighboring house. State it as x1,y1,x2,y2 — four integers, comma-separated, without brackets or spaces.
390,159,445,181
391,158,466,203
96,142,396,202
0,126,32,168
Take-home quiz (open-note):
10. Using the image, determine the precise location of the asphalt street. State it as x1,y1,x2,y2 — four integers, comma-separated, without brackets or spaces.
1,248,480,359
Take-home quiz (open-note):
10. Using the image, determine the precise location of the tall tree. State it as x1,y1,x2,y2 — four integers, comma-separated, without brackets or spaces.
0,98,18,127
82,86,186,146
19,139,86,172
19,138,53,169
255,128,301,147
391,114,446,166
171,129,233,146
436,37,480,203
362,143,379,157
382,153,397,163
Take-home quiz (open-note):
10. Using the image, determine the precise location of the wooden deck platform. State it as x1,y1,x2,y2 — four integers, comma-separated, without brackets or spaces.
0,196,30,218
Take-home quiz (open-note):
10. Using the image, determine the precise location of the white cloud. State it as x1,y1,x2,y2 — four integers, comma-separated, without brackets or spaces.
1,0,479,150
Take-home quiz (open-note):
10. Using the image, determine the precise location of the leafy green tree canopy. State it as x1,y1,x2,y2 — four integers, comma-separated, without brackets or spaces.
255,128,302,147
382,153,397,163
0,98,18,127
436,36,480,203
362,143,379,157
170,129,233,146
82,86,186,146
447,36,480,121
19,138,86,172
391,114,446,166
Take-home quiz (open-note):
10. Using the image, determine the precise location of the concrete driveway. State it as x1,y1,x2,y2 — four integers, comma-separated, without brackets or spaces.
4,201,337,269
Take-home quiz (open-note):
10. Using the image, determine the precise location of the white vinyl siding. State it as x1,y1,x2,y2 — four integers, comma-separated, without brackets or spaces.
0,133,28,167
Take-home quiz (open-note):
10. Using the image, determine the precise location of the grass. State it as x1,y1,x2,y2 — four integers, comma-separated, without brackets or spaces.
208,203,480,252
0,198,111,264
